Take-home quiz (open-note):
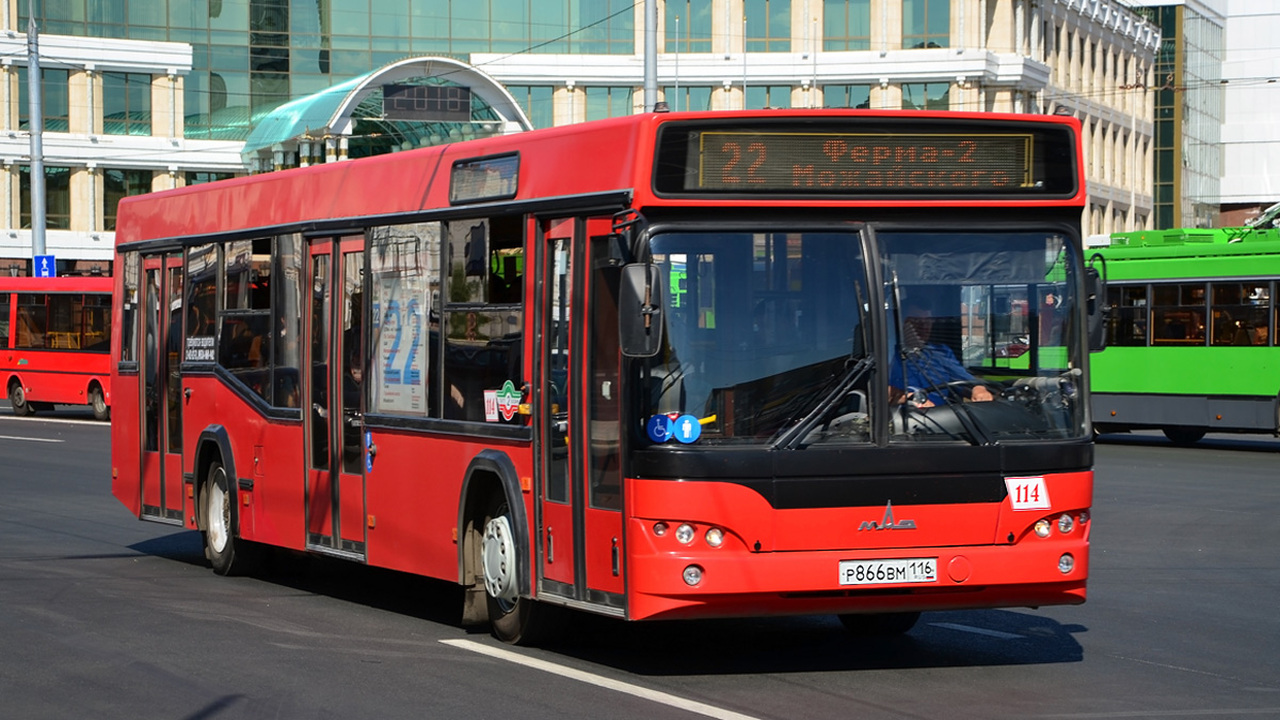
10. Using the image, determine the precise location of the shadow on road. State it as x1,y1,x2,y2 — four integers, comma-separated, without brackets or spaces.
130,529,1084,674
1097,431,1280,453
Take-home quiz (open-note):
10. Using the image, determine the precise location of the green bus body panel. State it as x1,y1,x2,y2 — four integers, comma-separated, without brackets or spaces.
1092,346,1280,397
1091,226,1280,401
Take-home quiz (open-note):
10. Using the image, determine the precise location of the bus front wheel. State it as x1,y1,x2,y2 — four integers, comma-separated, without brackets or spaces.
1162,426,1206,446
481,494,561,645
7,380,33,416
838,611,921,636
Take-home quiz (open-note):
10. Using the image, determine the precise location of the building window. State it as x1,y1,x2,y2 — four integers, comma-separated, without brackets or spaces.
185,171,238,186
663,86,713,112
103,72,154,136
19,166,72,230
507,85,554,129
584,86,634,121
18,68,70,132
903,0,949,49
105,169,154,230
824,0,871,51
901,82,950,110
745,85,792,110
745,0,790,52
665,0,713,53
824,84,872,109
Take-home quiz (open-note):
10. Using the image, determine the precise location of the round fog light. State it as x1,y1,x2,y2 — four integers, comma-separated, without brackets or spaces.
653,521,668,537
682,564,704,586
675,523,695,544
705,527,724,548
1058,553,1075,574
1034,519,1052,538
1058,513,1074,534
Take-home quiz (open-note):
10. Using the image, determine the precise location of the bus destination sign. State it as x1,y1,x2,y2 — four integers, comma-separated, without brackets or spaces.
690,131,1034,193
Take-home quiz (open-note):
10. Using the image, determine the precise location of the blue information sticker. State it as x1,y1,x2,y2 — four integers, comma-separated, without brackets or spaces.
646,414,673,443
672,414,702,444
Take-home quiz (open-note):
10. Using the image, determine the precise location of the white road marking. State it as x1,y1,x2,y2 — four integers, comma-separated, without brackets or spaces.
929,622,1025,639
0,434,63,443
441,638,762,720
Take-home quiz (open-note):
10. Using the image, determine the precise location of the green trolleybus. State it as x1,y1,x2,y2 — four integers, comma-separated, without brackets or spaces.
1090,225,1280,444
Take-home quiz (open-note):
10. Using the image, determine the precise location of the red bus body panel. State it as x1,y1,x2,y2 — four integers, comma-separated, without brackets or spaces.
2,276,112,409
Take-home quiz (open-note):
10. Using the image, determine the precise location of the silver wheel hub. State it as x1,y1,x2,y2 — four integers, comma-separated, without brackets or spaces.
482,515,518,603
206,472,229,554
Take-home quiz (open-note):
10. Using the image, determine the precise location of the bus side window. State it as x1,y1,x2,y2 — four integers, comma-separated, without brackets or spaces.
0,293,9,348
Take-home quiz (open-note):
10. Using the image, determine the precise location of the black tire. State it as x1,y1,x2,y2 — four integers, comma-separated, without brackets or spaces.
1162,426,1206,446
481,495,561,645
89,385,110,422
203,460,255,576
8,379,34,416
838,611,921,636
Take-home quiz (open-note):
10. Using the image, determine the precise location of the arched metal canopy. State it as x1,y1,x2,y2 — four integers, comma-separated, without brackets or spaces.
241,56,533,171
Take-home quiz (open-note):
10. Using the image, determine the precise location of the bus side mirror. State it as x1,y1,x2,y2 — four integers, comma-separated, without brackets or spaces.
1086,265,1108,352
619,264,663,358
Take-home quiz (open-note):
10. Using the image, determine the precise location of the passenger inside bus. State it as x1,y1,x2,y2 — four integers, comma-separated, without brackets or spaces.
890,301,994,407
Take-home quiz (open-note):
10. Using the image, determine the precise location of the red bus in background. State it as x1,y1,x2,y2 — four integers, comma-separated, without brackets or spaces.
2,275,112,420
110,109,1100,645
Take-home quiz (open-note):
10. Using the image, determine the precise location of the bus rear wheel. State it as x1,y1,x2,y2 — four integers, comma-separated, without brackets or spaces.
481,495,561,645
89,386,109,421
1162,426,1206,446
7,380,33,416
838,611,921,636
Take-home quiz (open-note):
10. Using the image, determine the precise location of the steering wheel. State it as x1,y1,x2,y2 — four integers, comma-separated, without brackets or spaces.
913,379,1002,402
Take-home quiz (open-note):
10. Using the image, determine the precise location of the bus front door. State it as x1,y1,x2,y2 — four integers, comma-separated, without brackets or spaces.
537,217,625,613
139,253,185,525
304,236,368,559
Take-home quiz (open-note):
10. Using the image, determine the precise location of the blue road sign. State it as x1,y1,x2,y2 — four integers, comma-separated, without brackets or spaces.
34,254,56,278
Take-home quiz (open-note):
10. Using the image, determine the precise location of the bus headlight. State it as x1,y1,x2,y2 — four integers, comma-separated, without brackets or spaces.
675,523,695,544
1058,513,1074,534
1034,519,1052,538
682,565,703,586
705,527,724,548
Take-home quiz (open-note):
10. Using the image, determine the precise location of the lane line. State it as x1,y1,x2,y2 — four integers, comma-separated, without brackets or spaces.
929,622,1025,640
440,638,762,720
0,434,64,443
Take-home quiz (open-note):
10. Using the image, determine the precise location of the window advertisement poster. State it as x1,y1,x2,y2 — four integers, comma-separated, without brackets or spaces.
370,224,440,416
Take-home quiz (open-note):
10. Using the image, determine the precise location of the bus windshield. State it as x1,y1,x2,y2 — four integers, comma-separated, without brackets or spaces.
640,228,1087,446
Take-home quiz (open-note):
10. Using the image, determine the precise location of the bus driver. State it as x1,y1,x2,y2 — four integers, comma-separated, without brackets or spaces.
889,302,994,408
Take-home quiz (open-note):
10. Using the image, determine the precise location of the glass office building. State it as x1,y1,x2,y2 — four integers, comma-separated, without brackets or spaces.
1,0,1161,271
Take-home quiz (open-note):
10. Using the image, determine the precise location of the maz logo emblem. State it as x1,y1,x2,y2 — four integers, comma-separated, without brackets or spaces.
858,501,917,531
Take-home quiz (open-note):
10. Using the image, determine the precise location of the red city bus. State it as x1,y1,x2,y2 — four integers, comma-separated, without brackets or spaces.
111,109,1099,644
2,275,113,420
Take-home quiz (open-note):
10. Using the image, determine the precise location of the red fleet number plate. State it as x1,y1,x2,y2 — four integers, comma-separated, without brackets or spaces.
838,558,938,586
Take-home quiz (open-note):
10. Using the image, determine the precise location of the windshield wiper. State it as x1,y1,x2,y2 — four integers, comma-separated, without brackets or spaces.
771,356,873,450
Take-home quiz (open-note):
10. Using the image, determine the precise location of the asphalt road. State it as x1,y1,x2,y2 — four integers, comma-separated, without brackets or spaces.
2,406,1278,719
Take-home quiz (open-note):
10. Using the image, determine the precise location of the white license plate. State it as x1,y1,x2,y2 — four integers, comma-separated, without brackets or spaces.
838,558,938,586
